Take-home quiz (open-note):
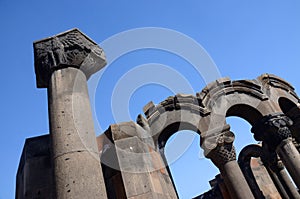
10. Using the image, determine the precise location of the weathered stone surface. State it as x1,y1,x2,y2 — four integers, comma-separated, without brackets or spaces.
276,138,300,190
251,158,282,199
201,124,234,152
259,73,297,99
20,47,300,199
31,29,109,199
103,122,178,199
48,68,107,198
252,113,300,190
54,151,107,198
16,135,54,199
238,144,283,199
34,28,106,88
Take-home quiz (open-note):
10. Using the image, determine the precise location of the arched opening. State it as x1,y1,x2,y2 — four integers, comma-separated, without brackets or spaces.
163,130,219,199
225,116,282,198
226,104,263,126
278,97,299,116
278,97,300,143
226,104,262,153
226,104,299,198
225,116,257,155
158,122,199,149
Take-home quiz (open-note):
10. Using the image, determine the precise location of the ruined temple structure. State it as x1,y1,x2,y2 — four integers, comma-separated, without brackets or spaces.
16,29,300,199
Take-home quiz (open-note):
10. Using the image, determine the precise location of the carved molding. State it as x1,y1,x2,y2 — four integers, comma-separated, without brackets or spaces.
201,125,236,168
205,143,236,169
143,94,209,125
198,77,268,109
251,113,293,150
259,73,298,99
34,28,106,88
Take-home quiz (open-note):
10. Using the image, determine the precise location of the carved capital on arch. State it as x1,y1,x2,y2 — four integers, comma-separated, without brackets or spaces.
201,125,236,168
206,143,236,169
33,28,106,88
251,113,293,150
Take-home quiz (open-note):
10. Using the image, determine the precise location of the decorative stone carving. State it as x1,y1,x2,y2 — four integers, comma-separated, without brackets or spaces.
259,73,298,99
33,28,106,88
198,77,268,109
251,113,293,150
206,143,236,169
201,125,236,168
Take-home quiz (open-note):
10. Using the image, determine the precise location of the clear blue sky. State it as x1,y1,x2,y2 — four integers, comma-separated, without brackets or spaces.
1,1,300,198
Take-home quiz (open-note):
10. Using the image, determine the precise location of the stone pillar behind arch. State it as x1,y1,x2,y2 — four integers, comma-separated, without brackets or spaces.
201,125,255,199
252,113,300,189
102,121,178,199
33,28,107,199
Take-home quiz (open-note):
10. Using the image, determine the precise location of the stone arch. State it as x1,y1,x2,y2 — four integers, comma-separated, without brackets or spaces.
142,94,208,149
238,143,300,199
238,144,266,198
259,74,300,145
140,75,297,148
277,97,300,149
157,122,200,149
196,77,276,134
258,74,299,107
257,74,300,125
162,130,211,198
141,92,254,198
238,144,283,198
98,74,300,199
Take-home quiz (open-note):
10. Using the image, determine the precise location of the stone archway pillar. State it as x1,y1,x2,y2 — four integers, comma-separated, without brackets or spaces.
202,126,255,199
33,29,107,198
260,144,300,199
252,113,300,189
105,122,178,199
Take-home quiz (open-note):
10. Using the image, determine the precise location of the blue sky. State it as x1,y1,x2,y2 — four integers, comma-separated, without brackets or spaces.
1,1,300,198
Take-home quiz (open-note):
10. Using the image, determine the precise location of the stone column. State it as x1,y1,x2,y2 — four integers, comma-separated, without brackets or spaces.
33,29,107,198
261,143,300,199
201,125,254,199
106,122,178,199
252,113,300,189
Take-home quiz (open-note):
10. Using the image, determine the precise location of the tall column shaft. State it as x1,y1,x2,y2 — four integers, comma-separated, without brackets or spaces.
276,138,300,189
221,161,254,199
278,167,300,198
267,169,290,199
33,29,108,198
202,126,254,199
252,113,300,190
48,68,107,198
261,144,300,199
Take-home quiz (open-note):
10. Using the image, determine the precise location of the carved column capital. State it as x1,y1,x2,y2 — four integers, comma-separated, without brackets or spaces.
206,143,236,169
251,113,293,150
33,28,106,88
201,125,236,168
